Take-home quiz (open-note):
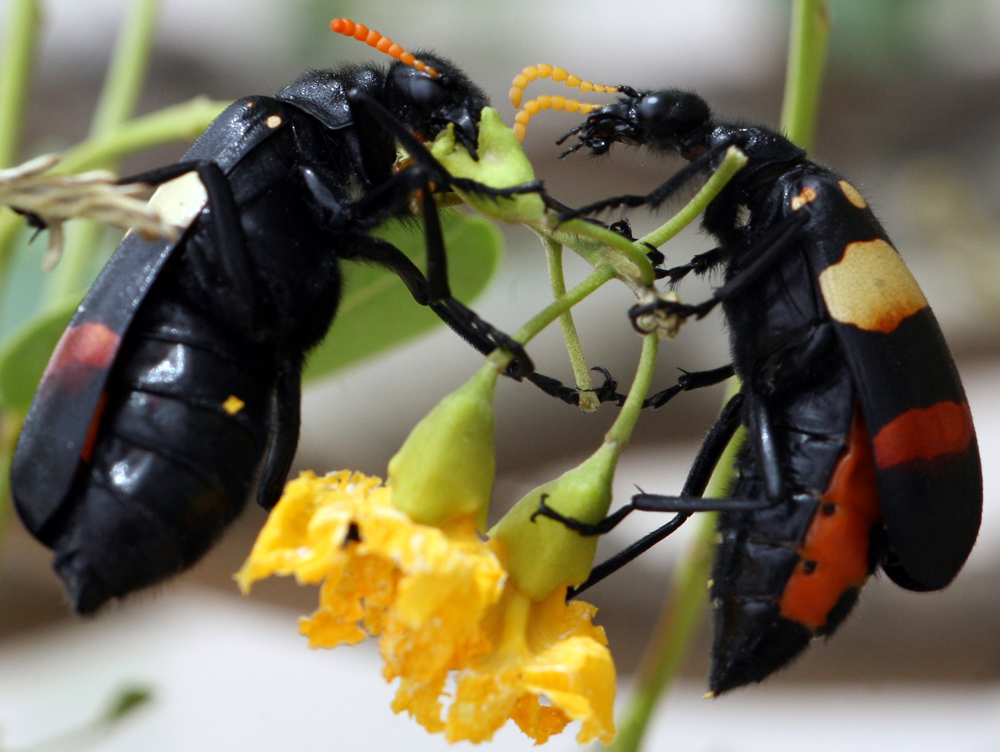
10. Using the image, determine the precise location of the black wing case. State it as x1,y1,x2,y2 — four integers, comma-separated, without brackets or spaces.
795,172,982,590
11,96,289,537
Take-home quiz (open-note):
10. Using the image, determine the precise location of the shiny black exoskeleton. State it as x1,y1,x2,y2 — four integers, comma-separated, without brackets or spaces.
539,88,981,693
11,55,541,614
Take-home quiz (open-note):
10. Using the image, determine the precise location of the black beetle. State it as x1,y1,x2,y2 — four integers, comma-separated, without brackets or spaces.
11,21,544,614
533,84,982,693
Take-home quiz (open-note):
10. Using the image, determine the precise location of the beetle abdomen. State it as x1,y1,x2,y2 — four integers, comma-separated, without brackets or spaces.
710,402,883,693
47,309,275,613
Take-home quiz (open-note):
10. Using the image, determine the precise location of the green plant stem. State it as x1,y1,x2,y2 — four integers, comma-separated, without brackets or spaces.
608,384,743,752
47,0,163,309
604,332,658,450
89,0,160,137
513,264,615,346
780,0,831,152
0,0,40,169
0,410,22,548
640,147,748,249
548,218,655,290
59,98,229,173
544,237,598,411
0,97,228,287
488,264,615,374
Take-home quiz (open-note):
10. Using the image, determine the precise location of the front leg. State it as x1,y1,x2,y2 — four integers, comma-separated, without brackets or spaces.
559,139,735,221
628,210,811,329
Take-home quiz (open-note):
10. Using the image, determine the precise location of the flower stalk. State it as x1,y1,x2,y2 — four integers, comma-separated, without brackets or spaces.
491,332,659,600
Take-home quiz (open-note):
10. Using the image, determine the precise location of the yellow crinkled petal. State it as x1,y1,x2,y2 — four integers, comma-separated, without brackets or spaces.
238,469,507,728
435,585,616,745
236,470,384,589
239,471,616,746
520,635,616,744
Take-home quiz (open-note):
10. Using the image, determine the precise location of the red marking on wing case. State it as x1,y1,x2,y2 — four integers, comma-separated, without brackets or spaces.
80,392,108,463
779,408,882,631
873,401,974,470
41,322,121,391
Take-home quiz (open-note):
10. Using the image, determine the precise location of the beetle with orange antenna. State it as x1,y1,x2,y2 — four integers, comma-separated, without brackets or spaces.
11,20,547,614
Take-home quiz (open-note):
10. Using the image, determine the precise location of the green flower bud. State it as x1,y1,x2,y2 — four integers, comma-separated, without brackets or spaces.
388,364,499,529
490,441,619,600
430,107,545,225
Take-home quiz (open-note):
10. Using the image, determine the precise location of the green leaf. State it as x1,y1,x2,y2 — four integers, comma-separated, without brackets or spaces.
100,684,154,724
0,293,79,411
302,211,503,383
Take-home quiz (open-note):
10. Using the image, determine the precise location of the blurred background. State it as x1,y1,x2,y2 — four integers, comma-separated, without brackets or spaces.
1,0,999,749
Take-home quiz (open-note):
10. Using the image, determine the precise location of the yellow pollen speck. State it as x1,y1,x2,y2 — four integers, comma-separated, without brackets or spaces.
818,239,928,333
790,186,818,210
222,395,246,415
266,115,282,129
839,180,867,209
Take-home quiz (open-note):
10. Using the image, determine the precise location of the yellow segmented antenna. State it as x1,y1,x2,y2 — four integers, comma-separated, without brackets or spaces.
510,64,619,141
330,18,440,77
513,96,605,141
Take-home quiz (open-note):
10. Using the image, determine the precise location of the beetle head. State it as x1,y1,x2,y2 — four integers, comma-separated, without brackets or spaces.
329,19,487,159
559,89,712,159
386,54,489,160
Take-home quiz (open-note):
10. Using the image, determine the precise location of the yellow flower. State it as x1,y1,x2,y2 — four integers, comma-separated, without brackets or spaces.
237,470,616,745
445,550,616,745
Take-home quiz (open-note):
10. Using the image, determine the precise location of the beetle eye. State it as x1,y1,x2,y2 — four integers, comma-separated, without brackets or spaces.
635,95,671,129
406,73,449,113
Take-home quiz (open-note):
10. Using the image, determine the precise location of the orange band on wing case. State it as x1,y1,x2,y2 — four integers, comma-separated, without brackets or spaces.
873,401,974,469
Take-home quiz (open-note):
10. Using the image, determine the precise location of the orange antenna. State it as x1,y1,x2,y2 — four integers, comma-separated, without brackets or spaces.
330,18,440,78
513,96,606,141
509,64,618,109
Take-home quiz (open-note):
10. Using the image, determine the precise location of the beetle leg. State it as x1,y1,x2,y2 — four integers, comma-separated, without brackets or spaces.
628,210,809,326
120,161,257,324
559,139,734,221
742,389,784,504
524,366,628,407
565,391,747,598
643,363,736,409
256,362,302,510
664,245,727,284
413,175,535,378
306,159,537,377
